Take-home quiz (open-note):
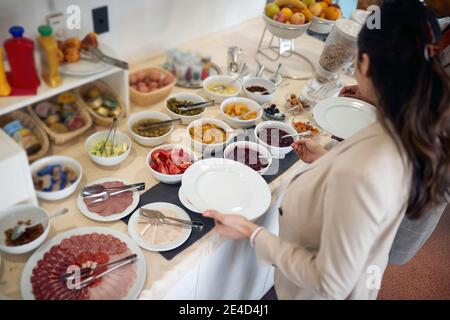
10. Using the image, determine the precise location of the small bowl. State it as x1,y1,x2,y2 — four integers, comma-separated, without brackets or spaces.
224,141,272,175
146,144,196,184
30,156,82,201
0,205,50,255
203,75,241,103
129,67,176,106
85,130,132,167
187,118,234,154
243,77,277,105
255,121,297,159
165,93,208,125
309,16,336,34
263,14,311,40
220,97,262,129
128,111,174,147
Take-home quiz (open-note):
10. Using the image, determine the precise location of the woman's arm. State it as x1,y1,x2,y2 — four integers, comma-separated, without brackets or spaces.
254,167,386,299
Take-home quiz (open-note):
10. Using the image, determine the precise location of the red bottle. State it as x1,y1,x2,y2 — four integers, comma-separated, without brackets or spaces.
4,26,40,94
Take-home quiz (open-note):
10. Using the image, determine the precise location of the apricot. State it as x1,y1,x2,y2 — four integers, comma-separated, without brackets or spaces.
324,6,340,20
280,7,294,20
301,8,314,22
318,1,329,10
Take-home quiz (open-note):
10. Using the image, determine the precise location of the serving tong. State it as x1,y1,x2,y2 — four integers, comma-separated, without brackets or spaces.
138,208,204,232
99,117,118,156
61,254,138,289
177,100,216,112
81,183,146,198
136,118,181,131
82,45,129,70
82,183,145,206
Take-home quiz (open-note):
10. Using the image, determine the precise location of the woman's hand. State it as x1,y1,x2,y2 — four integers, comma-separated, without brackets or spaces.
339,85,374,104
203,210,258,240
292,138,327,164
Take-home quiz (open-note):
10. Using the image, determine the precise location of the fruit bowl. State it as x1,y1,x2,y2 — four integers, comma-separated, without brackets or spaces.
263,14,311,40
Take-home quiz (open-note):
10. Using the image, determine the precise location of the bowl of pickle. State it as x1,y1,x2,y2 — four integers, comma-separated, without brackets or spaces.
165,93,208,125
128,111,174,147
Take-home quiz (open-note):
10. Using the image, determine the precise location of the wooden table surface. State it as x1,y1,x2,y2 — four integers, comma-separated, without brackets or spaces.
0,17,355,299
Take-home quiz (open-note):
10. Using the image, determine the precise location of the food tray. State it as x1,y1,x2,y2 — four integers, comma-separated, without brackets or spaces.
0,110,50,162
76,80,125,127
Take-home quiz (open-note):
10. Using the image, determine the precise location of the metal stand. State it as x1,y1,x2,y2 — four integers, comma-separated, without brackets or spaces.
255,27,315,80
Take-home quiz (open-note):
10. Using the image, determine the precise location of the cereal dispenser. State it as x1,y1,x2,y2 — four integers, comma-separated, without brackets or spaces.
302,19,362,104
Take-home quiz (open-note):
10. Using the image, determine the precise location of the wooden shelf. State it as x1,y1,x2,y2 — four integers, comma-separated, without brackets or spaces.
0,66,129,116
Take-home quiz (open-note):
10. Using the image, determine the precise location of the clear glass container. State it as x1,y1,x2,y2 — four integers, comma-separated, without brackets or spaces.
302,19,362,104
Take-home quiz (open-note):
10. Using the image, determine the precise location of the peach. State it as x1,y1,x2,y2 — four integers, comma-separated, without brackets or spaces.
273,12,287,23
309,3,323,16
290,13,306,25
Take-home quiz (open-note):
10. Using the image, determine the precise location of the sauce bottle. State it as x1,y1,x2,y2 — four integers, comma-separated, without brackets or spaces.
0,48,12,96
37,25,62,88
3,26,40,90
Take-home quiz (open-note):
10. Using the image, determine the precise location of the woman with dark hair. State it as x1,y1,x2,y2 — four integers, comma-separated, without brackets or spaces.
203,0,450,300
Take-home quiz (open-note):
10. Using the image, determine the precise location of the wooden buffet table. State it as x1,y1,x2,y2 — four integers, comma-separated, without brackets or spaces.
0,17,355,300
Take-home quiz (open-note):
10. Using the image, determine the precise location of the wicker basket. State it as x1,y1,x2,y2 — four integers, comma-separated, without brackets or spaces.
0,110,49,162
27,94,93,145
76,80,125,127
129,66,176,106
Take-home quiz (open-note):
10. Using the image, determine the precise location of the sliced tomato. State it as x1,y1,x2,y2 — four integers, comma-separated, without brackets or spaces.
158,163,169,174
168,164,182,175
150,161,158,170
178,148,184,157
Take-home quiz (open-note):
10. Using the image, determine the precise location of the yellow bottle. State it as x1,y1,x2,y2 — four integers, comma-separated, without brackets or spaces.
37,25,62,88
0,47,12,96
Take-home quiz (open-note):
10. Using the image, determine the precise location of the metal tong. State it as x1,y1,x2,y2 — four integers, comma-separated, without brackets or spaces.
82,45,129,70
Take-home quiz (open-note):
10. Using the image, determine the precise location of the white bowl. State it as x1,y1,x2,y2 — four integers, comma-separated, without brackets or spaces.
203,75,241,103
220,97,262,129
309,16,336,34
85,130,132,167
254,121,297,159
0,205,50,255
128,111,174,147
224,141,272,175
263,14,311,40
187,118,234,154
242,77,277,105
165,93,208,125
30,156,82,201
146,144,196,184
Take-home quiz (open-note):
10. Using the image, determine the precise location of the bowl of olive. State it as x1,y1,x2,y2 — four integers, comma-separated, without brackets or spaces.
165,93,208,125
128,111,174,147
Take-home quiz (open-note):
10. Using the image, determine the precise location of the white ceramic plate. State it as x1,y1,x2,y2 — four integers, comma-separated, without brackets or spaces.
59,43,115,77
77,178,140,222
128,203,191,252
313,97,377,139
181,158,271,221
178,185,202,214
20,227,147,300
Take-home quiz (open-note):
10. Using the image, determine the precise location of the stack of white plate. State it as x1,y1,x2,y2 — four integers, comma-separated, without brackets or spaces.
179,158,272,221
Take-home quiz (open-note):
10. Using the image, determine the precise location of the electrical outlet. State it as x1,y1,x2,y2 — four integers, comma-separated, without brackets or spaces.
46,13,67,40
92,6,109,34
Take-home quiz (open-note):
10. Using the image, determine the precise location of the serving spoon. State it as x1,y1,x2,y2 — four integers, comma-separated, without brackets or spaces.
11,208,68,241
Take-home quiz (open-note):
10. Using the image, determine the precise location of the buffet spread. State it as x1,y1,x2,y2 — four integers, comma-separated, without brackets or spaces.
0,1,378,300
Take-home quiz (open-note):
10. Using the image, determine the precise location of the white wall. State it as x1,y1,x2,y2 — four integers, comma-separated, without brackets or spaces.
0,0,266,63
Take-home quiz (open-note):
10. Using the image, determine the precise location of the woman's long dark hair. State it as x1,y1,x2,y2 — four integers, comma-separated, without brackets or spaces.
357,0,450,219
